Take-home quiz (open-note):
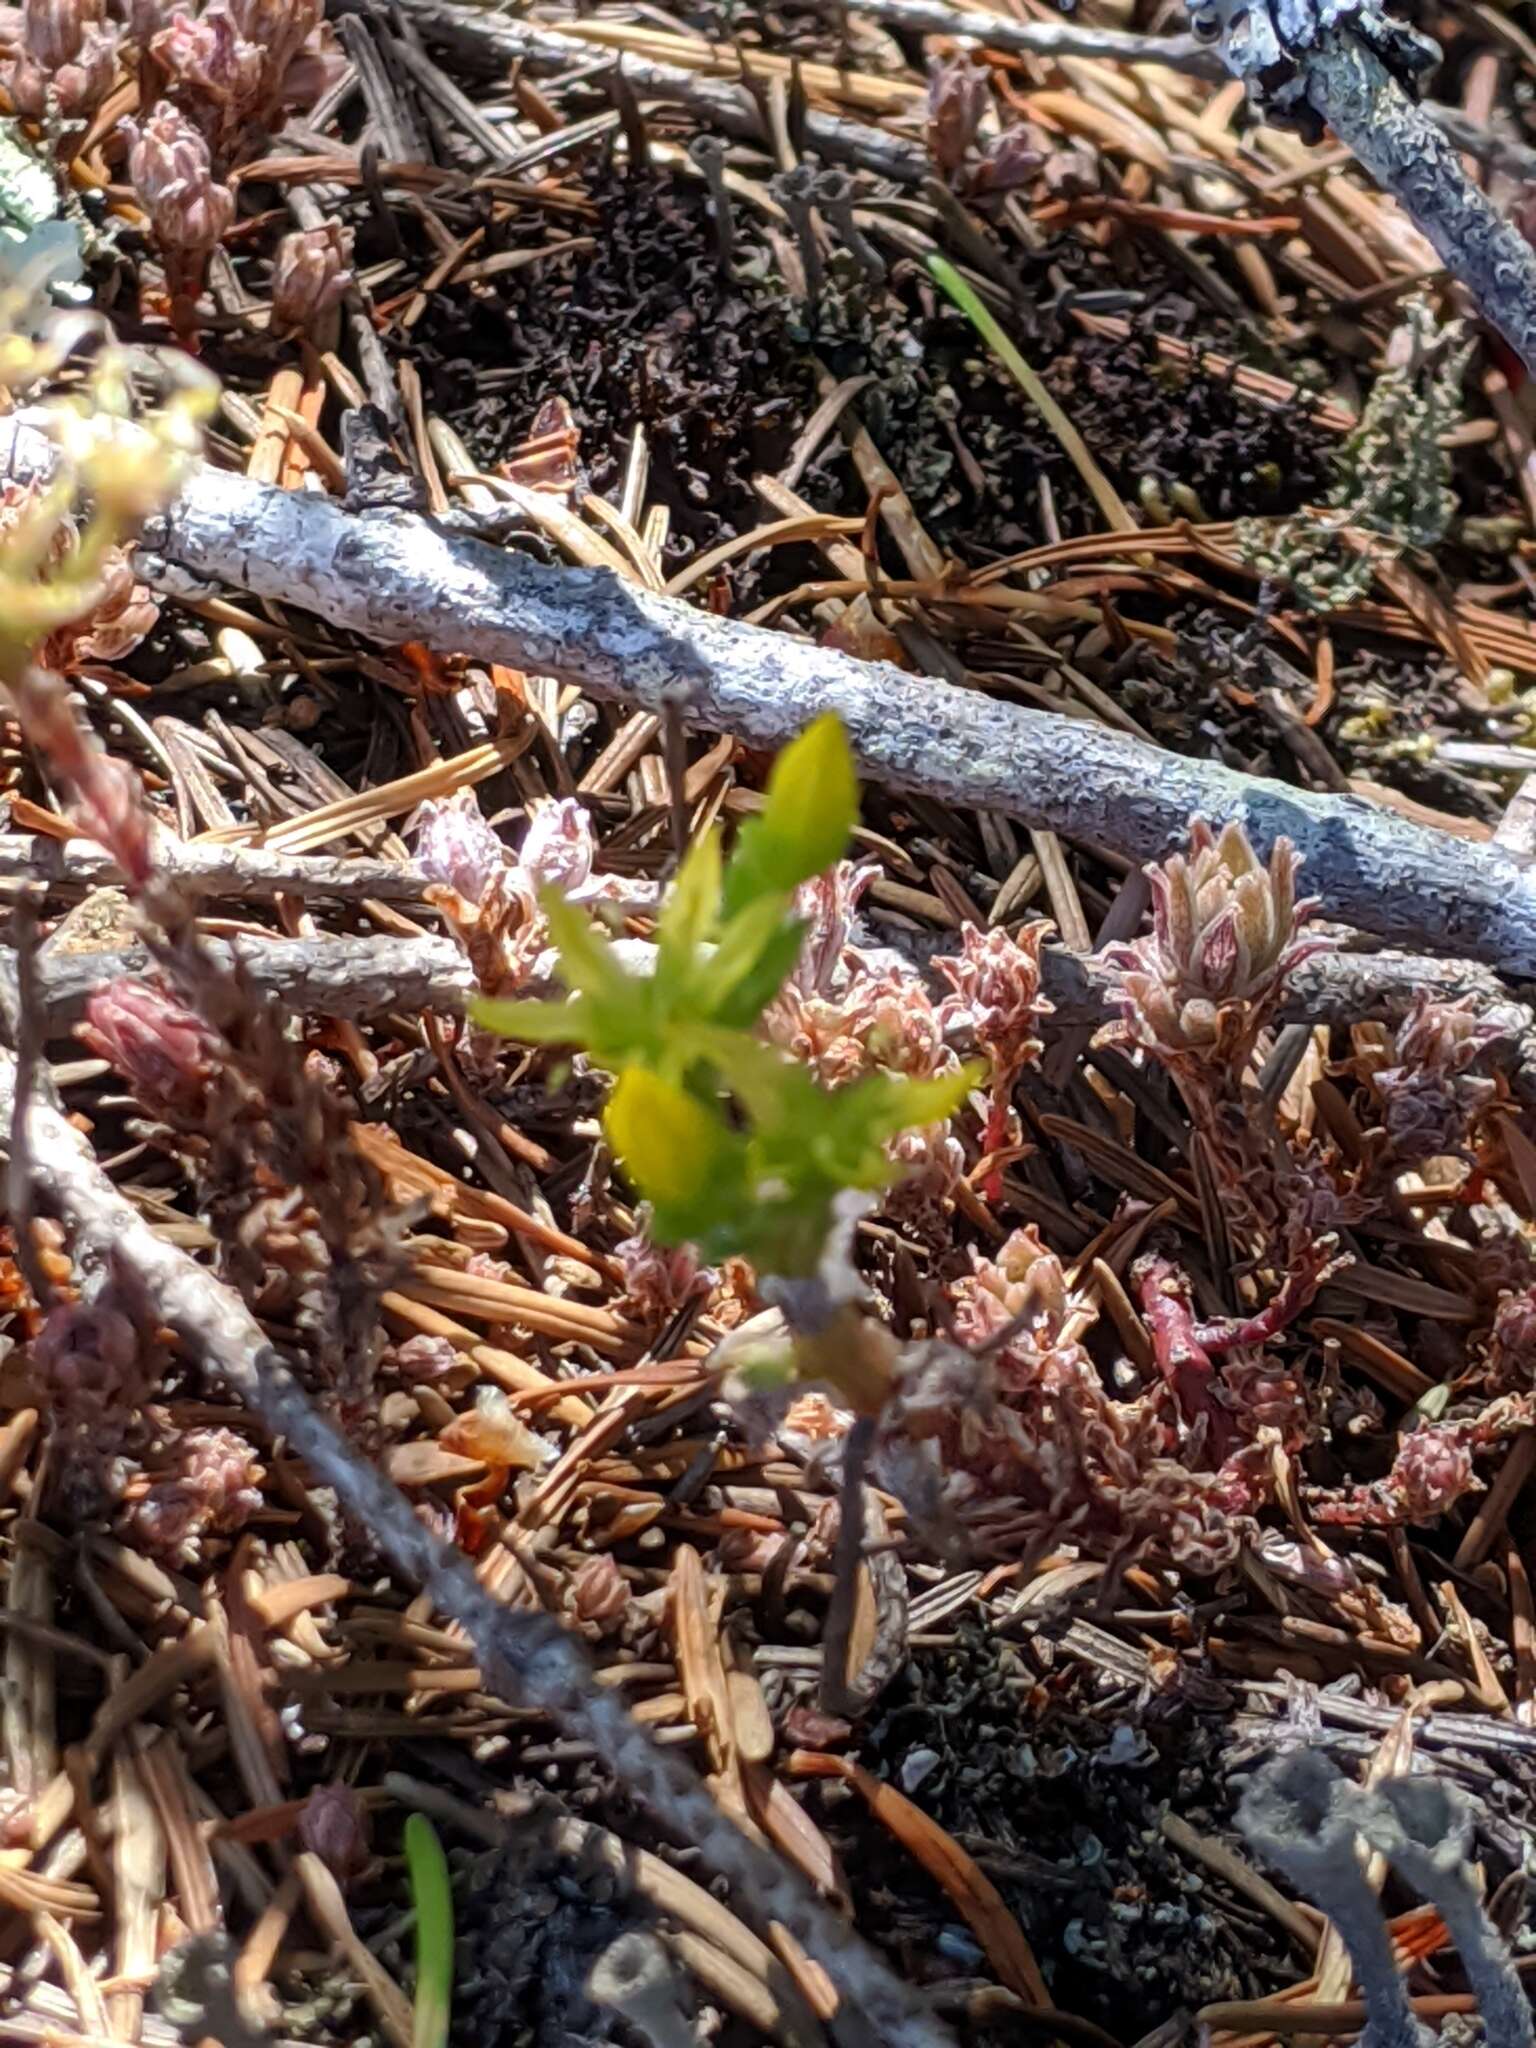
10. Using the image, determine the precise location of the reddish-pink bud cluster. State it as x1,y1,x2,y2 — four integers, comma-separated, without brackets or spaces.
413,791,508,908
1371,992,1502,1160
1099,818,1331,1063
565,1552,631,1635
0,481,159,673
925,53,988,177
269,223,352,329
5,0,119,121
137,0,324,165
123,98,234,251
614,1221,718,1325
78,977,221,1120
298,1782,372,1886
31,1296,143,1422
126,1424,262,1563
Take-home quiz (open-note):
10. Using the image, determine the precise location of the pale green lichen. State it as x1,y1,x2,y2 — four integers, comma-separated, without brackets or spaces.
1236,296,1470,610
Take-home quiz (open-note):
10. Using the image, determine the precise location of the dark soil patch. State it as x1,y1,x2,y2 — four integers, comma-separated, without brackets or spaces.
408,170,814,569
847,1629,1296,2032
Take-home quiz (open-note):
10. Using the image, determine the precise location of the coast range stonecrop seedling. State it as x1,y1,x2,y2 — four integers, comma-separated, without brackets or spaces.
473,715,978,1348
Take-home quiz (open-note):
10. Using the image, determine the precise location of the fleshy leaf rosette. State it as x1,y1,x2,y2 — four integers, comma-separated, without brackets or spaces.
1097,818,1331,1062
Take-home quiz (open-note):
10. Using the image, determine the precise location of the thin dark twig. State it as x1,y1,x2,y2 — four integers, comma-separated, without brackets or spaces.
7,895,57,1317
821,1413,875,1717
663,697,690,867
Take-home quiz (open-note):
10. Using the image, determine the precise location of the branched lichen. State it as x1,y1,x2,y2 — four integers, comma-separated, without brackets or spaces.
1236,297,1469,608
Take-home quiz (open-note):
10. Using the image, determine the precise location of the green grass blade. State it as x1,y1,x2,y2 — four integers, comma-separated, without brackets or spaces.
925,252,1138,537
404,1813,454,2048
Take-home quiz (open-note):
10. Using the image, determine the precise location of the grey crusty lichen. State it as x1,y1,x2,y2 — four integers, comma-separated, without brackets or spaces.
1236,296,1470,609
1183,0,1536,374
1240,1750,1533,2048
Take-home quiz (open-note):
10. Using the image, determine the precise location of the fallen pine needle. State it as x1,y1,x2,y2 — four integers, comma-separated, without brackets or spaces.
785,1750,1049,2005
925,255,1140,538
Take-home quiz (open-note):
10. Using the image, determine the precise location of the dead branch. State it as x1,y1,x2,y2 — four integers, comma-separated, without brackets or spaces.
0,1038,953,2048
0,832,434,904
100,442,1536,974
37,934,471,1026
1187,0,1536,371
839,0,1223,75
382,0,928,181
8,412,1536,971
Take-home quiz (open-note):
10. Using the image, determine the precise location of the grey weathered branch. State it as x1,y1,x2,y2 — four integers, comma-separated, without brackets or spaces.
128,458,1536,974
0,1039,952,2048
1188,0,1536,372
0,832,434,904
36,934,472,1026
1311,40,1536,371
9,417,1536,973
39,921,1536,1108
382,0,928,183
832,0,1225,76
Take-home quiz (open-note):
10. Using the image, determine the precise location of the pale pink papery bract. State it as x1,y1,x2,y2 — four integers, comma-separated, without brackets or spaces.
1098,818,1330,1060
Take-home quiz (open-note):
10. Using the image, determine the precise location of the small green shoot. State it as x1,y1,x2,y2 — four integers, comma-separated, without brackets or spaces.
925,251,1138,539
403,1813,453,2048
472,714,977,1281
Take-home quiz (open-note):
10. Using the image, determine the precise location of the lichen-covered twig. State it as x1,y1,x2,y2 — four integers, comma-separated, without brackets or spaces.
121,456,1536,972
1187,0,1536,372
39,928,1536,1115
0,832,434,903
841,0,1224,75
8,416,1536,970
1358,1780,1534,2048
0,1041,954,2048
36,934,472,1026
1312,40,1536,372
1239,1753,1430,2048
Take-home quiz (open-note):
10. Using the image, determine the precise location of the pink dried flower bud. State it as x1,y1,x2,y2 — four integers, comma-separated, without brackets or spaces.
935,919,1052,1075
10,666,154,883
1312,1421,1480,1527
0,482,158,671
1487,1284,1536,1393
967,125,1044,198
786,859,879,998
62,548,159,663
298,1782,371,1886
78,977,221,1119
225,0,316,73
1098,818,1330,1061
615,1218,717,1323
1372,993,1501,1159
884,1117,966,1226
23,0,103,69
567,1552,630,1633
8,13,116,115
766,956,951,1090
519,797,596,897
412,791,506,906
926,53,988,177
392,1333,460,1383
269,223,351,328
127,1424,261,1562
951,1225,1072,1355
31,1298,141,1417
148,3,270,162
123,98,234,250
